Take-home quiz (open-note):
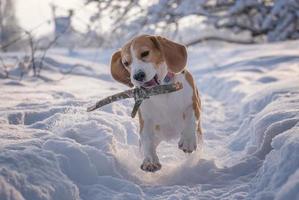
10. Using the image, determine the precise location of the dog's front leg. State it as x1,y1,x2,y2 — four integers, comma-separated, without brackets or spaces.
140,119,161,172
178,106,198,153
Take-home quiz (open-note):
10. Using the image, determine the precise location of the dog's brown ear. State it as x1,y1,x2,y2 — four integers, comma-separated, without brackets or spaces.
150,36,187,73
110,51,133,87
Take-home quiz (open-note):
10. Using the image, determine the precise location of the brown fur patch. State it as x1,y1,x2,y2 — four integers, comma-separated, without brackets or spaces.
110,51,133,87
121,41,132,66
138,110,144,133
150,36,187,73
131,36,163,67
185,70,201,120
155,124,160,131
185,70,202,137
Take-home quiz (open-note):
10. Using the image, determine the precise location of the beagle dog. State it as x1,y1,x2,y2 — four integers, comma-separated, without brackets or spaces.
110,35,202,172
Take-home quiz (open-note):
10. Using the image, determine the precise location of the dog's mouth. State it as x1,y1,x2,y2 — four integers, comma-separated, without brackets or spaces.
142,74,159,88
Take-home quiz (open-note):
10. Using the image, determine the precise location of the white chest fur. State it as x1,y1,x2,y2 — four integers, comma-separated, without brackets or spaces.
139,73,193,141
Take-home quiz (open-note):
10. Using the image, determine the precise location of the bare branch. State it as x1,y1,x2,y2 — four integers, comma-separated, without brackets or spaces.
186,36,255,46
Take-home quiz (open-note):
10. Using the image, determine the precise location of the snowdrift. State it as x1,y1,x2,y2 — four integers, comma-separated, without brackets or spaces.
0,41,298,200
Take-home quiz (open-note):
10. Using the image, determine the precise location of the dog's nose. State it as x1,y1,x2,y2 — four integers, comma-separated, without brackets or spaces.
133,71,146,82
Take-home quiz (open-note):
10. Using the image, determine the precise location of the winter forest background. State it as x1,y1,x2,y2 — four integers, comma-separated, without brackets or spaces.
1,0,299,50
1,1,299,200
1,0,299,77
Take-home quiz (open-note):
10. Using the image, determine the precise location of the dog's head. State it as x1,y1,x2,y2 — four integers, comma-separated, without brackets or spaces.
110,35,187,87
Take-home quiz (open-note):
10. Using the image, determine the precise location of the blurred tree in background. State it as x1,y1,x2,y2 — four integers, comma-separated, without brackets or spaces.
0,0,20,51
86,0,299,46
1,0,298,51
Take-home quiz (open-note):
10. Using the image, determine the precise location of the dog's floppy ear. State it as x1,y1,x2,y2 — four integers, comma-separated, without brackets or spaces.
110,51,133,87
150,36,187,73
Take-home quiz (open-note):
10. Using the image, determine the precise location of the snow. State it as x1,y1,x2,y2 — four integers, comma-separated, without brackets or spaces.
1,40,299,200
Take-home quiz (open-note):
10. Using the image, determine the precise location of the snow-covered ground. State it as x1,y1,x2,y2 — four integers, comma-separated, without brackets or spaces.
0,41,299,200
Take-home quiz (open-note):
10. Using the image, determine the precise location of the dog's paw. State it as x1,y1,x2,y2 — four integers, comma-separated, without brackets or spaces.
178,134,197,153
140,158,161,172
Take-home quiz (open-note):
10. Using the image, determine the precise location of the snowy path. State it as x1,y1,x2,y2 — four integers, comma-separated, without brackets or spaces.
1,42,299,200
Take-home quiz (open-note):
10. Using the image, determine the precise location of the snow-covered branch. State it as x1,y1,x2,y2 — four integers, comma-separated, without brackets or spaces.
87,0,299,45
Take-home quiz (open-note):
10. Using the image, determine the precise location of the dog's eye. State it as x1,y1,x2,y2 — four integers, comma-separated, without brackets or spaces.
141,51,149,58
123,60,129,67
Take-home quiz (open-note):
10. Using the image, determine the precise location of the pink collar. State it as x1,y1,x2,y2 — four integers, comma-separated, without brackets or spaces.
163,72,175,83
